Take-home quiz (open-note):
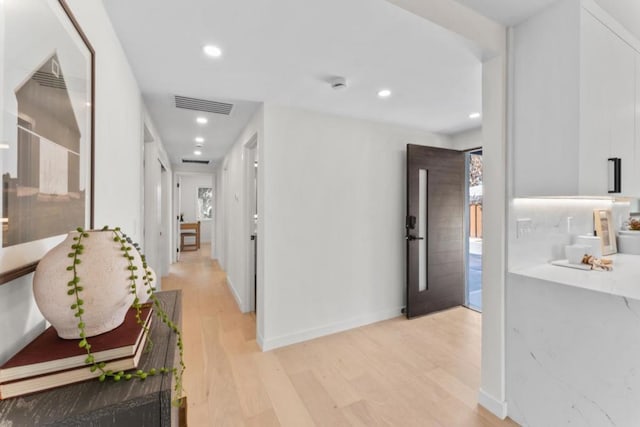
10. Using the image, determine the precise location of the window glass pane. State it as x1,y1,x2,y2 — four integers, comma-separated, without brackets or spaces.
419,169,427,292
197,187,213,219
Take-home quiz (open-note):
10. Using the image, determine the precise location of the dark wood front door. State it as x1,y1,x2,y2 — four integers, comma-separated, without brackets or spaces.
406,144,465,318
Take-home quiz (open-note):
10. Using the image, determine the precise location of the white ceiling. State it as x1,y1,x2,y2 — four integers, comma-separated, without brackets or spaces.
143,92,260,163
454,0,640,38
592,0,640,41
454,0,560,25
103,0,491,165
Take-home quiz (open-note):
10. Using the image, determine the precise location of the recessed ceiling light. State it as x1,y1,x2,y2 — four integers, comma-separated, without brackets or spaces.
194,150,202,156
469,112,481,119
196,117,208,124
0,144,9,149
195,137,204,143
377,89,392,98
203,45,222,58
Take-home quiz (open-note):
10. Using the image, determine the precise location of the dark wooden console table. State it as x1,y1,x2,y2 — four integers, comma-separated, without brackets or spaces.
0,290,183,426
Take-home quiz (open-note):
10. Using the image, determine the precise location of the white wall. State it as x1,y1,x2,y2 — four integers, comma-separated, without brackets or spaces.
178,174,214,243
214,106,264,326
478,53,508,418
68,1,144,239
0,1,147,364
172,162,215,175
594,0,640,41
0,274,45,366
451,126,482,151
260,106,453,349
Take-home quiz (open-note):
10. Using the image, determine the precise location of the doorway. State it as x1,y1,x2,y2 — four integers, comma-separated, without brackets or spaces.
174,174,182,262
465,149,483,311
174,172,214,259
158,162,169,276
143,127,171,278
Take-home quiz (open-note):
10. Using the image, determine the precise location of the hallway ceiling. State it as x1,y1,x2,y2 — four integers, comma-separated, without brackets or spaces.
104,0,565,166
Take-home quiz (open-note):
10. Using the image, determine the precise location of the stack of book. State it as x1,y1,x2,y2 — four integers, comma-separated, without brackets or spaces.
0,304,153,400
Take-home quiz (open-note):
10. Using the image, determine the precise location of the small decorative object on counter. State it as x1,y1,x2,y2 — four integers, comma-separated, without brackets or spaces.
581,255,613,271
627,218,640,231
565,244,590,264
574,235,602,258
594,209,617,255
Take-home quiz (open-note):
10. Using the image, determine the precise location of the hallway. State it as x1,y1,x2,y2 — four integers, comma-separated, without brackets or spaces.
162,247,517,426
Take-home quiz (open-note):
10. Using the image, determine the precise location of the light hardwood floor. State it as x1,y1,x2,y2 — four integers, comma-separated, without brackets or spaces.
163,245,518,427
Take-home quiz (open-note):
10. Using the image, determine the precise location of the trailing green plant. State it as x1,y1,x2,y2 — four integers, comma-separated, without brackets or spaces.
67,226,185,402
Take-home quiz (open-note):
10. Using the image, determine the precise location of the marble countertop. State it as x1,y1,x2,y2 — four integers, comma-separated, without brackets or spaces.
510,253,640,301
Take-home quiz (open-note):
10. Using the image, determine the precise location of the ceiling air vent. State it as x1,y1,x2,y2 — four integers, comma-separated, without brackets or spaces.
174,95,233,115
182,159,211,165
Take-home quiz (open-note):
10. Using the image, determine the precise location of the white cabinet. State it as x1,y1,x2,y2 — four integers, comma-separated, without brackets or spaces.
637,53,640,192
579,9,637,196
512,0,640,197
512,0,581,197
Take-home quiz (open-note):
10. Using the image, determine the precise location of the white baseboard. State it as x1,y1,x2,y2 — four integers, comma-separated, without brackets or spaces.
226,276,246,312
256,332,265,350
478,388,508,419
260,306,403,351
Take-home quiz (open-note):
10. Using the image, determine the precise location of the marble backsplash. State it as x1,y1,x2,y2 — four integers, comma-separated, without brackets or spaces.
508,198,631,271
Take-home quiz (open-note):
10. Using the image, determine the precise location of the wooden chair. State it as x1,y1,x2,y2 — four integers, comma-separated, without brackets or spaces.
180,222,200,252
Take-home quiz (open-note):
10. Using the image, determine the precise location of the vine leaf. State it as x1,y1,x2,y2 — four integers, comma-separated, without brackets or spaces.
69,227,185,403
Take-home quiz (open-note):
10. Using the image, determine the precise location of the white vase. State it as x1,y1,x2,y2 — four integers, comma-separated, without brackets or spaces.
33,230,153,339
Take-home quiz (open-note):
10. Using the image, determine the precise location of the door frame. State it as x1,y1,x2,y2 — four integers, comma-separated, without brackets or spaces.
143,124,172,278
174,173,182,262
463,147,482,311
243,133,258,313
219,158,229,268
174,171,214,259
158,161,171,276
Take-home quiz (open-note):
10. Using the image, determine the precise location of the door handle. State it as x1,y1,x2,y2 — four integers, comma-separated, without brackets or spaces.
406,235,424,241
608,157,621,193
